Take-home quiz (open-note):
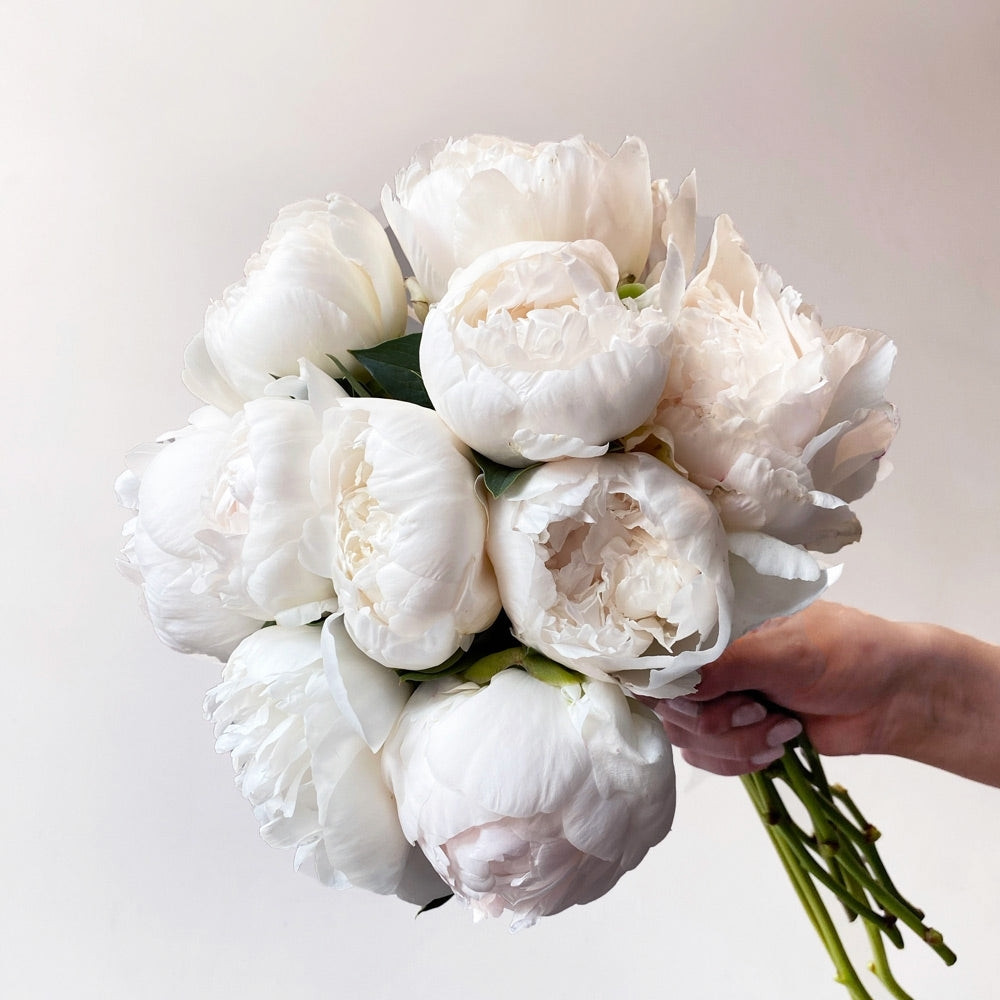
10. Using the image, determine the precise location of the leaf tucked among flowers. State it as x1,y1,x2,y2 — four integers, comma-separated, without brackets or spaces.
348,332,432,408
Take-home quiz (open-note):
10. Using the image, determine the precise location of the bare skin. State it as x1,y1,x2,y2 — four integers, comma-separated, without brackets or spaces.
653,601,1000,788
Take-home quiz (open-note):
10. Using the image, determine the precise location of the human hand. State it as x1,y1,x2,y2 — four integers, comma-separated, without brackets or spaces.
651,602,914,776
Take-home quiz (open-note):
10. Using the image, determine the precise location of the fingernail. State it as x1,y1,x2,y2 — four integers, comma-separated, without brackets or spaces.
731,703,767,727
766,718,803,748
751,746,786,768
668,697,701,718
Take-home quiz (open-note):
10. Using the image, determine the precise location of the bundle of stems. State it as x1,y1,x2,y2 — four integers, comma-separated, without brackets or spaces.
741,733,956,1000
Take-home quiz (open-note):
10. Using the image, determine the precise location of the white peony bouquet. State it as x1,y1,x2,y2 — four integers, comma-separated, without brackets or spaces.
118,134,952,998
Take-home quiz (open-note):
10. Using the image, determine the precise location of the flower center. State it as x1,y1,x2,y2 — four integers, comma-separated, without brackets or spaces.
541,490,698,652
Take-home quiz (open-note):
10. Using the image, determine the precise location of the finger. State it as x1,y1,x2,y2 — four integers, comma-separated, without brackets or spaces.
652,693,768,737
660,712,803,767
679,746,786,777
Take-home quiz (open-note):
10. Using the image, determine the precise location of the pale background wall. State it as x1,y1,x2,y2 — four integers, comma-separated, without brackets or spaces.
4,2,999,998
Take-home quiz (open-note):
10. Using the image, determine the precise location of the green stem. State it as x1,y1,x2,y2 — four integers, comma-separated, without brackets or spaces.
771,783,907,950
785,745,956,965
742,772,878,1000
770,815,904,947
864,921,916,1000
831,784,923,919
742,773,822,939
780,746,852,908
462,647,526,685
822,842,957,966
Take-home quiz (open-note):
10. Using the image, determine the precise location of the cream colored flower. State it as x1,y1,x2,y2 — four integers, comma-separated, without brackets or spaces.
116,369,341,659
487,453,733,699
206,625,445,903
629,214,898,554
184,195,407,411
382,134,652,301
420,239,673,467
382,667,674,929
301,397,500,670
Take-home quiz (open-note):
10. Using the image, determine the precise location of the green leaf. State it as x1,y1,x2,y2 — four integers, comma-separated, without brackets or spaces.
326,355,372,398
416,894,453,916
349,333,432,408
472,451,539,498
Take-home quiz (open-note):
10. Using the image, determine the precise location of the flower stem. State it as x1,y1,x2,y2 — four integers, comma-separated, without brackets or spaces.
741,735,956,998
462,647,527,684
741,773,822,940
865,921,916,1000
741,772,878,1000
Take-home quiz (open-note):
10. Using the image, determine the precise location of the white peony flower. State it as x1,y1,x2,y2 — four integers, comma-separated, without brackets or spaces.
382,134,653,302
420,239,675,467
117,378,338,659
205,624,445,904
487,453,734,698
381,666,675,929
301,397,501,671
183,195,407,412
628,214,898,555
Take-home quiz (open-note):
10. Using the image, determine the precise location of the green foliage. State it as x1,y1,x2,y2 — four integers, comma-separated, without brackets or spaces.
326,355,373,398
349,333,432,409
472,451,539,498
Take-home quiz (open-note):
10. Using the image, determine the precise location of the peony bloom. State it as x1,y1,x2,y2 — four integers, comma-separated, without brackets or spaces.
301,397,501,671
206,624,445,904
382,666,675,929
487,453,733,698
116,378,339,660
628,214,898,556
382,134,653,302
183,195,407,412
116,411,262,661
420,239,675,467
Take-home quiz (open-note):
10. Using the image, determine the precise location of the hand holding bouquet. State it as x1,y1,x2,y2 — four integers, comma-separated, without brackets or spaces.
117,133,951,998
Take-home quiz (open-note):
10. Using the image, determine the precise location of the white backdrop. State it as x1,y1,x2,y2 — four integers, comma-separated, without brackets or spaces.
5,2,999,998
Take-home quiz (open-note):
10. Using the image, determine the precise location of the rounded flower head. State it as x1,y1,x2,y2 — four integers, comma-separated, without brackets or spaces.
420,239,673,467
382,667,675,929
301,397,501,671
116,389,338,660
184,195,407,412
205,625,445,904
487,453,734,698
629,215,898,554
382,134,653,302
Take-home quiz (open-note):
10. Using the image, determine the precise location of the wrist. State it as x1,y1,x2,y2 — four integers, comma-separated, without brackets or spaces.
880,622,1000,786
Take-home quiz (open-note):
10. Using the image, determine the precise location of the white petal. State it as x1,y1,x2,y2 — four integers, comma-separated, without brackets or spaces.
321,615,411,752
